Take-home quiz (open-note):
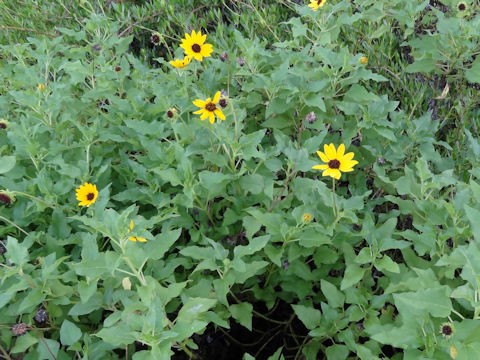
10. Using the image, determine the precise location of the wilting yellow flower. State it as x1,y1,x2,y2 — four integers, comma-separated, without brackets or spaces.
37,84,46,91
312,144,358,180
180,30,213,61
303,213,312,223
128,220,147,242
359,56,368,64
169,55,193,69
193,91,226,124
308,0,327,11
450,345,457,359
75,182,98,207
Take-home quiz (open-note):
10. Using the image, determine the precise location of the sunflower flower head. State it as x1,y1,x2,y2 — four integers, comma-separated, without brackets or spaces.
166,108,177,118
0,190,15,206
128,220,147,242
312,143,358,180
193,91,226,124
308,0,327,11
180,30,213,62
457,1,467,11
169,55,193,69
359,56,368,65
151,32,162,45
75,182,98,207
0,118,9,130
303,213,312,223
441,322,455,339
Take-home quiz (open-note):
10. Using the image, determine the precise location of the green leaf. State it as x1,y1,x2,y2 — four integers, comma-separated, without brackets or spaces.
320,280,345,308
146,229,181,260
325,344,349,360
11,333,38,353
234,235,270,258
393,287,452,318
292,304,322,330
177,298,217,322
96,323,136,346
466,58,480,84
36,338,60,360
6,237,28,266
60,320,82,346
340,264,366,290
0,156,16,174
239,174,264,195
464,205,480,241
230,303,253,331
376,255,400,273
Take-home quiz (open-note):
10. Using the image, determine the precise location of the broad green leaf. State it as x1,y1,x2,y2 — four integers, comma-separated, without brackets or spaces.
320,280,345,308
6,237,28,266
394,287,452,318
340,264,366,290
292,304,322,330
177,298,217,322
0,156,16,174
60,320,82,346
230,303,253,331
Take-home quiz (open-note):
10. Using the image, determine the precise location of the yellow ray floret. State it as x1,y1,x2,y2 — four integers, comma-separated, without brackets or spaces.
180,30,213,61
192,91,226,124
128,220,147,242
308,0,327,11
312,143,358,180
169,55,193,68
75,182,98,207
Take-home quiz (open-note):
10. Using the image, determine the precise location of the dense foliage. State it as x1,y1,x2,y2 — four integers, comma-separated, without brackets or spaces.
1,0,480,359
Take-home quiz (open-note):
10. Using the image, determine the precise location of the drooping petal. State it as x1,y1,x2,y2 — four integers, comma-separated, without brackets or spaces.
312,164,329,170
316,151,329,163
129,236,137,242
136,237,147,243
129,220,134,231
200,111,209,120
209,113,215,124
331,169,341,179
193,109,204,114
214,109,226,120
213,91,221,104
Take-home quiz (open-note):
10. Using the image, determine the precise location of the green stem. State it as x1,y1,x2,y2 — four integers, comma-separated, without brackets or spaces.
332,178,338,219
13,191,56,209
0,215,30,236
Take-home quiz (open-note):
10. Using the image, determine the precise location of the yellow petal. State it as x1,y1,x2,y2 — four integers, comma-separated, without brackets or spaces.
129,220,134,231
322,168,331,177
316,151,329,163
129,236,137,242
312,164,329,170
136,237,147,243
337,144,345,158
193,109,204,115
331,169,341,179
213,91,221,104
198,33,207,45
200,111,209,120
343,152,355,161
209,113,215,124
214,109,225,120
193,99,206,107
324,143,335,160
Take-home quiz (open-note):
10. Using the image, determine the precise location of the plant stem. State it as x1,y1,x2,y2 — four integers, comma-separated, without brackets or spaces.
332,178,338,219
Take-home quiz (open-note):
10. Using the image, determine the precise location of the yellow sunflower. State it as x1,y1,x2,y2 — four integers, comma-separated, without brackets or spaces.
169,55,193,69
128,220,147,242
312,144,358,180
180,30,213,62
75,182,98,207
308,0,327,11
193,91,226,124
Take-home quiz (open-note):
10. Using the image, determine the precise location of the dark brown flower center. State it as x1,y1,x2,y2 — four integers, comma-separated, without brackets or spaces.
219,98,227,108
0,122,6,129
151,34,160,44
442,325,452,335
205,102,217,112
86,193,95,201
192,43,201,53
167,110,174,118
328,159,340,169
317,0,322,4
0,193,11,205
458,3,466,10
